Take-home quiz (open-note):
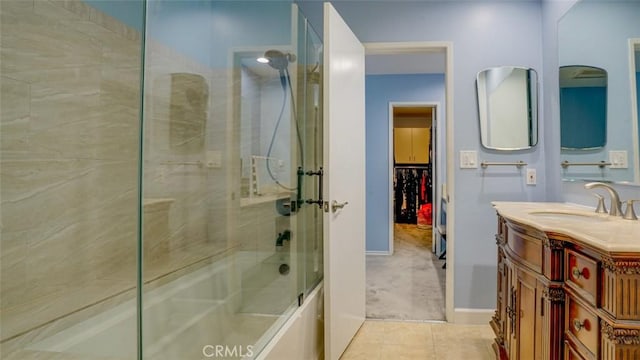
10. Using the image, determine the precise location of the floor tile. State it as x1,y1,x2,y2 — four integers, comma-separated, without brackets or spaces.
341,320,495,360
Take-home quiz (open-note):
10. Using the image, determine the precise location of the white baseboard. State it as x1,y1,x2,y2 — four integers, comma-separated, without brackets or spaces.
365,250,391,256
452,308,494,325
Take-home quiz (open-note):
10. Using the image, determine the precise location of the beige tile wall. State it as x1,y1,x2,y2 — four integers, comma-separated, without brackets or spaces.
0,0,141,347
1,1,294,357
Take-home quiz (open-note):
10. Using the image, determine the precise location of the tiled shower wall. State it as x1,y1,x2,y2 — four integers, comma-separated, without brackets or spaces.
0,0,198,351
1,1,290,356
0,0,142,345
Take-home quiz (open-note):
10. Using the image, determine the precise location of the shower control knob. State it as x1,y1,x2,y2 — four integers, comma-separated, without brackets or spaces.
331,200,349,213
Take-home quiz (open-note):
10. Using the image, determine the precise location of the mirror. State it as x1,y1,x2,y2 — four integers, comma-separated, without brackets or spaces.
476,66,538,150
634,40,640,181
558,0,640,183
559,65,607,150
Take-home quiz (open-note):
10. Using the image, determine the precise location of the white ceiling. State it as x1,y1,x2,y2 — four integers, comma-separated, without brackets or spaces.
365,51,446,75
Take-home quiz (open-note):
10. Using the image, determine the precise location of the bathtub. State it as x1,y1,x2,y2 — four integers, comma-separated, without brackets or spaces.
26,251,297,359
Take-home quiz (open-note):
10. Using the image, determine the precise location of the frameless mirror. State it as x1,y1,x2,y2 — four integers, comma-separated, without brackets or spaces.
634,41,640,181
476,66,538,150
559,65,607,150
558,0,640,183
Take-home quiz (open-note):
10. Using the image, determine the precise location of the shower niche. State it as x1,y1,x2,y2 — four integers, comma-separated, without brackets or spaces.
234,48,298,202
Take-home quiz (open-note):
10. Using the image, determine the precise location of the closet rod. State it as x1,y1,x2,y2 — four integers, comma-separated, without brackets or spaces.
394,165,430,169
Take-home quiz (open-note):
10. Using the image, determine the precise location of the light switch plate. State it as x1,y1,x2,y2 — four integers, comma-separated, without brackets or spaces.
609,150,628,169
459,150,478,169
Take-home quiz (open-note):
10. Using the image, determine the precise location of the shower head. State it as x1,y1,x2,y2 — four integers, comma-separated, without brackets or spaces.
262,49,296,72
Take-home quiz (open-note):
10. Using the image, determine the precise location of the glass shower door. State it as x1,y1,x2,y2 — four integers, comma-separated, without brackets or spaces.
295,15,324,297
0,1,145,359
0,1,323,359
140,2,321,359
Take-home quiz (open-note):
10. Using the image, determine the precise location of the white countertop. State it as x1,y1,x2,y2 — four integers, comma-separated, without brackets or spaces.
492,201,640,253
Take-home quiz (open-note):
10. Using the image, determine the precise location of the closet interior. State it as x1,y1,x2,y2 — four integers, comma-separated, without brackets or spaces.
393,106,433,228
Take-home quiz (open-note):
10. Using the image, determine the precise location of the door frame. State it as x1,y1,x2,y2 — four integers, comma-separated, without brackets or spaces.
629,38,640,182
364,41,454,322
388,101,439,256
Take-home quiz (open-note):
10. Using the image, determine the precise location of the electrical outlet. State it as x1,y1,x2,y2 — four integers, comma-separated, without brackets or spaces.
459,151,478,169
526,168,536,185
609,150,628,169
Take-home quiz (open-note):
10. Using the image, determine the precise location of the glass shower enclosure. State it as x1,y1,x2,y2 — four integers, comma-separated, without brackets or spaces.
0,1,323,358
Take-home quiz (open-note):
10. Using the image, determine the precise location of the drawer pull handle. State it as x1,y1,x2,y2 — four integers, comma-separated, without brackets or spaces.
572,318,591,332
571,266,590,280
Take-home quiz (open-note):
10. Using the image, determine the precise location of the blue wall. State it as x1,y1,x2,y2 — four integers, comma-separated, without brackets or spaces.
146,0,293,68
365,74,445,252
84,0,144,30
298,0,545,310
85,0,294,68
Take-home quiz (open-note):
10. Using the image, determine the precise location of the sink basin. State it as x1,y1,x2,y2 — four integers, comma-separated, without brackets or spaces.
528,210,611,222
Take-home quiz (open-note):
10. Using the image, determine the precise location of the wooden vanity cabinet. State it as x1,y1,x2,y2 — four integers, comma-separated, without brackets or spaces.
561,242,640,360
492,217,565,360
492,214,640,360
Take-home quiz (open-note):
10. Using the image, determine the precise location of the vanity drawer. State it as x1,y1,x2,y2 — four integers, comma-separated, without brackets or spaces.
566,296,599,357
565,249,598,305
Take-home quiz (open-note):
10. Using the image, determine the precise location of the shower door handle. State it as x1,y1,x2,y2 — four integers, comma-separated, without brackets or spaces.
331,200,349,213
305,167,323,209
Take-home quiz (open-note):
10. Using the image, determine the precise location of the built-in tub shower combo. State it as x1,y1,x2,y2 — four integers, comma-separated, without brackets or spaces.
0,1,323,359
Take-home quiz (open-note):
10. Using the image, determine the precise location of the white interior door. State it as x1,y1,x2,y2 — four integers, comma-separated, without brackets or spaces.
323,3,366,360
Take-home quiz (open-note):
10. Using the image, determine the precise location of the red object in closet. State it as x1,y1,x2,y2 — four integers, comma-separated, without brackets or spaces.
417,203,432,227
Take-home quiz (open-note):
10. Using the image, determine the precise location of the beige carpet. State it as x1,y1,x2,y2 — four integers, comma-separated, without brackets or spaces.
366,223,446,321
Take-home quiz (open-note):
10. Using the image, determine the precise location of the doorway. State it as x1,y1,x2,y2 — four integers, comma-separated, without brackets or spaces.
366,102,446,321
363,45,449,322
391,103,435,251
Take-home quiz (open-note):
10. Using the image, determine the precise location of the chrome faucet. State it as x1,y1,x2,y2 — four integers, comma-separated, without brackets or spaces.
584,182,623,216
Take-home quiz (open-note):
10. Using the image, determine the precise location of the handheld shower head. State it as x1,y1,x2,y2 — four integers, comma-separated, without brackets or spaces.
263,49,296,72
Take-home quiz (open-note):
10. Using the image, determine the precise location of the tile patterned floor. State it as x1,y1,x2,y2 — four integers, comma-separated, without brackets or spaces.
366,224,446,320
341,320,495,360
